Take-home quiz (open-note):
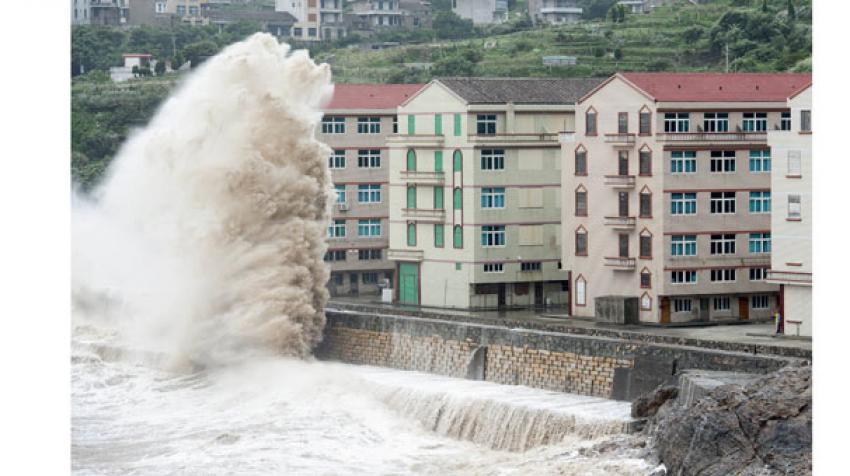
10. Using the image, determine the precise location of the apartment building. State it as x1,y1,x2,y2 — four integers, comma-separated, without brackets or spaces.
562,72,811,323
767,83,812,337
72,0,129,26
387,77,602,309
162,0,210,25
275,0,346,41
452,0,507,25
320,84,424,297
528,0,583,25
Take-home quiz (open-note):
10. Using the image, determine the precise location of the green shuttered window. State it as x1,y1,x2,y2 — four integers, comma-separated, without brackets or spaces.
434,224,444,248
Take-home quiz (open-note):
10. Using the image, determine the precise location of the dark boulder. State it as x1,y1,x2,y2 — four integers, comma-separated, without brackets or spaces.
631,385,678,418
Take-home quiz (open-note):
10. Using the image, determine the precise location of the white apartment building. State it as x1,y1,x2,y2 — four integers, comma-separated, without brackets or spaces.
562,72,811,323
275,0,346,41
767,84,812,337
387,77,602,309
452,0,507,25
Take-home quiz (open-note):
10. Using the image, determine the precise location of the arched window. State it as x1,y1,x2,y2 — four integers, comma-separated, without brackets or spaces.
585,107,598,135
453,225,463,249
575,275,587,307
641,292,652,310
406,149,416,171
453,150,462,172
575,225,588,256
575,185,587,216
407,222,416,246
574,144,587,176
639,105,652,135
639,186,652,218
640,268,652,289
639,145,652,176
406,185,416,209
639,228,653,259
453,187,462,210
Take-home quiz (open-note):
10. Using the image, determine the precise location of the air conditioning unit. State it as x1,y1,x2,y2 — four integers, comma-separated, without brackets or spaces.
337,203,349,211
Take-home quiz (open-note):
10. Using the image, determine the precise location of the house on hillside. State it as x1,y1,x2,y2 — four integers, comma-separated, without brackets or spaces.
528,0,582,26
71,0,129,26
452,0,507,25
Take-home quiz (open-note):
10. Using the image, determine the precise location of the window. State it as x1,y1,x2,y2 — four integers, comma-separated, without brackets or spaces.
575,276,586,306
357,219,381,237
749,191,771,213
639,110,651,135
749,268,768,281
713,297,731,311
749,233,771,253
453,150,462,172
575,189,587,216
710,269,736,282
362,273,379,284
703,112,729,132
710,192,736,214
641,293,652,310
575,148,587,175
749,150,771,172
781,112,791,131
176,5,186,15
788,194,801,219
742,112,767,132
639,150,652,176
434,224,444,248
392,115,398,133
155,2,166,13
671,235,697,256
324,250,346,262
671,270,698,284
454,113,462,136
787,150,802,176
406,150,416,171
453,187,462,210
752,295,770,310
673,298,692,313
476,114,496,135
358,249,382,260
322,116,345,134
481,225,506,247
483,263,504,273
328,150,345,169
671,193,697,215
481,187,505,209
664,113,689,133
640,270,651,288
334,184,346,204
640,234,652,258
434,186,444,209
357,184,381,203
586,110,597,135
639,191,652,217
520,262,542,272
434,114,442,135
357,117,381,134
328,220,346,238
357,149,381,168
453,225,463,249
434,150,443,172
575,228,587,256
406,186,416,209
618,112,628,133
407,115,415,134
188,6,199,16
670,151,696,174
710,234,736,255
800,110,811,132
407,223,416,246
481,149,505,170
710,150,736,173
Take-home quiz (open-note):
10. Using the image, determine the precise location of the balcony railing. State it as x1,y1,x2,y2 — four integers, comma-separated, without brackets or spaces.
468,132,559,146
604,133,636,147
401,208,446,223
387,134,445,146
656,132,767,143
603,175,635,189
558,131,576,143
540,7,583,14
604,216,636,230
604,257,636,271
387,248,424,262
399,170,445,185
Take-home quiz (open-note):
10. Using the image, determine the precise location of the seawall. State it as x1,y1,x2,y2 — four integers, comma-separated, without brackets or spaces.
317,309,808,401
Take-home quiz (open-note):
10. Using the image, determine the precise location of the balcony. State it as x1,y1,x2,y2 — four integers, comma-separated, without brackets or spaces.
656,132,767,145
468,132,559,147
399,170,445,185
604,216,636,231
604,133,636,148
387,134,444,147
387,248,424,262
603,175,635,189
604,257,636,271
401,208,446,223
540,7,583,15
558,131,576,143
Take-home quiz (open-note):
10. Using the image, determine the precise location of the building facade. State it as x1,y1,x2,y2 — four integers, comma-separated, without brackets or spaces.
72,0,129,26
452,0,507,25
562,72,811,323
320,84,424,297
275,0,346,41
387,78,602,309
528,0,582,25
767,84,812,337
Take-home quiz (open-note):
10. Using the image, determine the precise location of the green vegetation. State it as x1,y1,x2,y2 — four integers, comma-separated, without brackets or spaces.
70,0,811,189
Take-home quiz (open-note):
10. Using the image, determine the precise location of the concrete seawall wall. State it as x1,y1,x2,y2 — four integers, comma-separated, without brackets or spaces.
317,310,804,401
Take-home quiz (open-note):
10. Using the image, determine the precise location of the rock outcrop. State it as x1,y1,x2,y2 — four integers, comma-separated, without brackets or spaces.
642,364,811,476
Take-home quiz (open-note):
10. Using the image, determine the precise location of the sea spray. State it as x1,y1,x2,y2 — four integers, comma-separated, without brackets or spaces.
72,33,334,365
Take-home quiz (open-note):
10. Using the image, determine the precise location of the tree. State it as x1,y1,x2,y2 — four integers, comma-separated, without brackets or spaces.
433,11,474,40
431,55,475,77
787,0,796,21
762,0,769,13
182,40,219,68
613,48,623,61
154,60,166,76
132,65,140,77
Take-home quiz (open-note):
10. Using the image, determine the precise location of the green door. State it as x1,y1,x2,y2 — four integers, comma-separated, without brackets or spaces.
399,262,419,305
434,150,443,172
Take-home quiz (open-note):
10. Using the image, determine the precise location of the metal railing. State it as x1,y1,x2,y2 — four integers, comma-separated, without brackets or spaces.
604,256,636,270
656,132,767,142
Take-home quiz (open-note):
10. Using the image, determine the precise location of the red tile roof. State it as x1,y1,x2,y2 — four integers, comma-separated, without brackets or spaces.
325,83,424,110
620,72,812,102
